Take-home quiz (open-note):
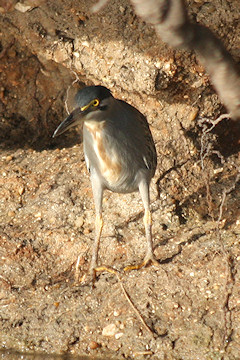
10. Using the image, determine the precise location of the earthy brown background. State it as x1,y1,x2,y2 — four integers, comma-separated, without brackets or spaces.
0,0,240,359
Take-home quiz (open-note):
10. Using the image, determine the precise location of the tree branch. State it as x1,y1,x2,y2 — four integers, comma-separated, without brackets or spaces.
93,0,240,120
130,0,240,120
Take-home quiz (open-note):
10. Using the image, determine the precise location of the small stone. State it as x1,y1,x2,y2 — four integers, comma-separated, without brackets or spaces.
188,107,199,122
5,155,13,162
82,40,89,47
18,186,25,196
75,216,84,228
54,47,69,63
102,323,117,337
115,332,123,340
15,2,32,12
89,341,100,350
119,6,125,13
73,51,80,58
35,212,42,219
8,211,15,217
83,227,91,234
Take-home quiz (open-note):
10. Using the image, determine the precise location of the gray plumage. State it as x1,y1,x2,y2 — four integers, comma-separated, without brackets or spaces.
53,85,158,280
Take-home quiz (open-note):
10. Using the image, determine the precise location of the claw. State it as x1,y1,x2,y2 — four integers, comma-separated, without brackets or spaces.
124,256,159,271
78,268,97,287
77,266,118,286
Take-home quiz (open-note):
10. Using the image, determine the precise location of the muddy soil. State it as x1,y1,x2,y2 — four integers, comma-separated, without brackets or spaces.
0,1,240,359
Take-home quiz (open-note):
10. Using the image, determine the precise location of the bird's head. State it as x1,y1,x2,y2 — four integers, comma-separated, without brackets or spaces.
53,85,112,138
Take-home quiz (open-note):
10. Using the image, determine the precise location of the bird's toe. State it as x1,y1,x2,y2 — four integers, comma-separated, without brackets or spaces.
124,254,159,271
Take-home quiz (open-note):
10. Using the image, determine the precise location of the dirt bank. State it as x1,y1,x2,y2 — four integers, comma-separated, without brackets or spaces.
0,1,240,359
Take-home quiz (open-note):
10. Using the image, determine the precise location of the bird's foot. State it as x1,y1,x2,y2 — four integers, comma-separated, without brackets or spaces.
77,265,119,286
124,254,159,271
74,255,97,285
95,266,119,275
75,268,96,286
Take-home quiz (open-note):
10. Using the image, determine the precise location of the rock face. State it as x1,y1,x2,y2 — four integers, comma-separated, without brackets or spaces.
0,1,240,359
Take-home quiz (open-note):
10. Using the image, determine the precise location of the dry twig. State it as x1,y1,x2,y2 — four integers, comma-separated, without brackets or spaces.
95,266,155,336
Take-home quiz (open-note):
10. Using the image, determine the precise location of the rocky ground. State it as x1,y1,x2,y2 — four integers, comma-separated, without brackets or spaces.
0,0,240,359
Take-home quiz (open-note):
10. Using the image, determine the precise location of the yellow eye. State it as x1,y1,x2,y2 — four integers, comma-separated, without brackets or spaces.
92,99,99,107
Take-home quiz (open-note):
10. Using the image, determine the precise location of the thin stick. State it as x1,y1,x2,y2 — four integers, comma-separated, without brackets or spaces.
95,266,155,336
118,275,154,336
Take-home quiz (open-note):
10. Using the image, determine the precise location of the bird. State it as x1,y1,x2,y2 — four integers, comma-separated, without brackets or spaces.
53,85,158,281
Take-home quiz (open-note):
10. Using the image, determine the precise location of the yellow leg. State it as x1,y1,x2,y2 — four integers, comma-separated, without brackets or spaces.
77,214,103,284
89,213,103,280
124,208,159,271
77,170,105,284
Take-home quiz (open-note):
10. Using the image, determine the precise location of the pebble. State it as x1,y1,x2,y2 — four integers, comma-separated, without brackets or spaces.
5,155,13,162
8,211,15,217
18,186,25,196
15,2,32,12
35,212,42,219
188,107,199,122
115,332,123,340
75,216,84,228
88,340,100,350
83,227,91,234
102,323,117,337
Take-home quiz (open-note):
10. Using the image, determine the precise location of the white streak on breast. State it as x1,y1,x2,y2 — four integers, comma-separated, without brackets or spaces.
85,121,122,185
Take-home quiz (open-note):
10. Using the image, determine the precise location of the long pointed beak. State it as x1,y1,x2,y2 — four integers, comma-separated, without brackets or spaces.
52,107,85,138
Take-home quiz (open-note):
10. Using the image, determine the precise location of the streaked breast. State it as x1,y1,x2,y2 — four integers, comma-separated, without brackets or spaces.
84,121,122,185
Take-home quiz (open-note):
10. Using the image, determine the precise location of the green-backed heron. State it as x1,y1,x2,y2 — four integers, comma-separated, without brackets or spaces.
53,85,158,280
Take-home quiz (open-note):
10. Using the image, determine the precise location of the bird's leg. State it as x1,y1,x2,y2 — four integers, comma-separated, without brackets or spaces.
142,208,159,266
124,180,159,271
87,171,104,282
89,212,103,280
78,170,103,284
78,211,103,284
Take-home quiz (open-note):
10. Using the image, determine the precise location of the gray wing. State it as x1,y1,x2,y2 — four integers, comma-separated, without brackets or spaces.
122,102,157,178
